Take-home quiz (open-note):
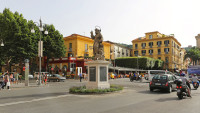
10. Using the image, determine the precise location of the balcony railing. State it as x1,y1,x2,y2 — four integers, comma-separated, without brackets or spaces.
158,52,161,55
165,44,168,47
158,45,161,47
142,53,146,56
149,46,153,48
85,49,88,52
165,52,168,54
149,53,153,55
135,47,138,49
142,46,145,49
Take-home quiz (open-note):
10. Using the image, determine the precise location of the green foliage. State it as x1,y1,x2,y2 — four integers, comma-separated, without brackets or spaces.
0,8,66,71
69,84,123,94
185,47,200,65
115,57,164,70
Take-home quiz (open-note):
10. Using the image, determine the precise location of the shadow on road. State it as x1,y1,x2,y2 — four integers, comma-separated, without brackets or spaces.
137,89,174,95
155,97,180,102
0,92,68,100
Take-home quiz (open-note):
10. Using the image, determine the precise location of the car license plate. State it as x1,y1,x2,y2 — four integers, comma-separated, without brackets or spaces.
177,89,181,93
155,83,161,85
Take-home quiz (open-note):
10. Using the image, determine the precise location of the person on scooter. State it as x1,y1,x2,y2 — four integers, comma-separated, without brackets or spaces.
179,73,191,97
192,74,199,86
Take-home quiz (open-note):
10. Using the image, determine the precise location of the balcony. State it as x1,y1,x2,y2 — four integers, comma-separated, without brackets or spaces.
158,52,161,55
165,52,168,54
142,53,146,56
165,44,168,47
157,45,161,47
149,46,153,48
134,54,138,56
135,47,138,49
142,46,145,49
149,53,153,55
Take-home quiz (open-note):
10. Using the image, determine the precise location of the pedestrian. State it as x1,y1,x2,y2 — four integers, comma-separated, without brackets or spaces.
44,74,48,85
79,73,82,82
3,73,9,89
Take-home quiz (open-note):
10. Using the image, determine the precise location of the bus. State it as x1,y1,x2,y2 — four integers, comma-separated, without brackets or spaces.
144,70,172,82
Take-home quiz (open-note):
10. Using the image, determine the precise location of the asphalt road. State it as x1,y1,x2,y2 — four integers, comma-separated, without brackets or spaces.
0,78,200,113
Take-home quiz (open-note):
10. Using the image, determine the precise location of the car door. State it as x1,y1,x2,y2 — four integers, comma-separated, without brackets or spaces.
168,75,175,89
171,75,177,89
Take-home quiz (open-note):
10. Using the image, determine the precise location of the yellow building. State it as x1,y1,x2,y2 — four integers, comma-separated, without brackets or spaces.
132,31,185,71
63,34,111,59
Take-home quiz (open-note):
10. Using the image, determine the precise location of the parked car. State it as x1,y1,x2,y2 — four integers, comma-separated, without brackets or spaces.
48,74,66,82
28,74,34,79
149,74,177,93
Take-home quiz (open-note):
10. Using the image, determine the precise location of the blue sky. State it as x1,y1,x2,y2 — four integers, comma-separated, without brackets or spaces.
1,0,200,47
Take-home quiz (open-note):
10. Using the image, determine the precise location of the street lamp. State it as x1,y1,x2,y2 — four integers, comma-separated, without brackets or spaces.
1,40,4,47
31,18,48,85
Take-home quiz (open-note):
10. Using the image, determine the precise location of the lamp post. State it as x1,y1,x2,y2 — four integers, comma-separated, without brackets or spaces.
31,18,48,85
1,40,4,47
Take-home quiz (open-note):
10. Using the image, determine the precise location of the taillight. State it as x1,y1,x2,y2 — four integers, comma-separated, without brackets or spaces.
150,81,152,85
177,86,182,89
165,82,168,86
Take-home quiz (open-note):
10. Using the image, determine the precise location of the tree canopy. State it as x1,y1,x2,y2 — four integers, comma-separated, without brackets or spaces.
0,8,66,72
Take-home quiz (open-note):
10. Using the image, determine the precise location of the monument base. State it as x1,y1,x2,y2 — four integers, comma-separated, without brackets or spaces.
86,60,110,89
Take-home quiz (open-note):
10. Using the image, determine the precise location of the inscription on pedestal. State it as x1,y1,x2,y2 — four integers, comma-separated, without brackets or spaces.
89,67,96,81
100,66,107,81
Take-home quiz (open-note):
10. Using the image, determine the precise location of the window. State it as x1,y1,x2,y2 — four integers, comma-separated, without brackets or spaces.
134,51,138,56
149,42,153,48
85,44,88,52
164,48,169,53
158,49,161,55
69,43,72,51
149,49,153,55
142,50,146,55
135,44,138,49
141,43,146,48
149,35,153,39
157,41,162,47
69,43,72,48
164,40,169,47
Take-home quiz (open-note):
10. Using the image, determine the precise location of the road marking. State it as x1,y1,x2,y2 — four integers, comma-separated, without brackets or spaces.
0,94,74,107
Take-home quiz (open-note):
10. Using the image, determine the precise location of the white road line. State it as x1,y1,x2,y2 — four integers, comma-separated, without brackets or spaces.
0,95,73,107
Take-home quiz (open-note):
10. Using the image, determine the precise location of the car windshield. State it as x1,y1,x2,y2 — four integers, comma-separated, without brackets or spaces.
153,75,167,80
54,74,60,77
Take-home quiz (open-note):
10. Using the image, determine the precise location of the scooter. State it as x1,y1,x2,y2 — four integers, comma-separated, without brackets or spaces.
192,82,199,90
175,79,191,99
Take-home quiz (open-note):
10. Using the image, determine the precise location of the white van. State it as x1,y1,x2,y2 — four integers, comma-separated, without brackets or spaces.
145,70,172,82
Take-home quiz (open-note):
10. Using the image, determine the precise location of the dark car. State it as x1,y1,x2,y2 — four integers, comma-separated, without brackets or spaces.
149,74,177,93
48,74,66,82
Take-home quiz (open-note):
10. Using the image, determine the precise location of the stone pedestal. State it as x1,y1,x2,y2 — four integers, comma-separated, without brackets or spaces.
86,60,110,89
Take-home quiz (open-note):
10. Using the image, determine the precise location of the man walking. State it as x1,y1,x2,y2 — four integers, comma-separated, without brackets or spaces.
79,73,82,82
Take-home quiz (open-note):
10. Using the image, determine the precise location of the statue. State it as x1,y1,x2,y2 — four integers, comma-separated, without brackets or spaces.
90,27,105,60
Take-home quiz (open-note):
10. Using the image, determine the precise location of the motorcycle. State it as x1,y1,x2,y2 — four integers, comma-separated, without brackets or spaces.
192,82,199,90
175,79,191,99
130,76,141,82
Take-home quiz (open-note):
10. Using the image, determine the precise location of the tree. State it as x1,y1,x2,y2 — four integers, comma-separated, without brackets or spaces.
0,8,37,72
184,47,200,65
0,8,66,73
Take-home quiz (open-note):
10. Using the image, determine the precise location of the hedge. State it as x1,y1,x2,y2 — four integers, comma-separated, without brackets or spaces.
115,57,164,70
69,84,123,94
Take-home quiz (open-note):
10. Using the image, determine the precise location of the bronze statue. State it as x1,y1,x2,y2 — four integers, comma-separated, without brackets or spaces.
90,27,105,60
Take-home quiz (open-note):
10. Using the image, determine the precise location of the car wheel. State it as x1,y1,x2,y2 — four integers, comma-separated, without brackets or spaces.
168,86,172,93
150,88,154,92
